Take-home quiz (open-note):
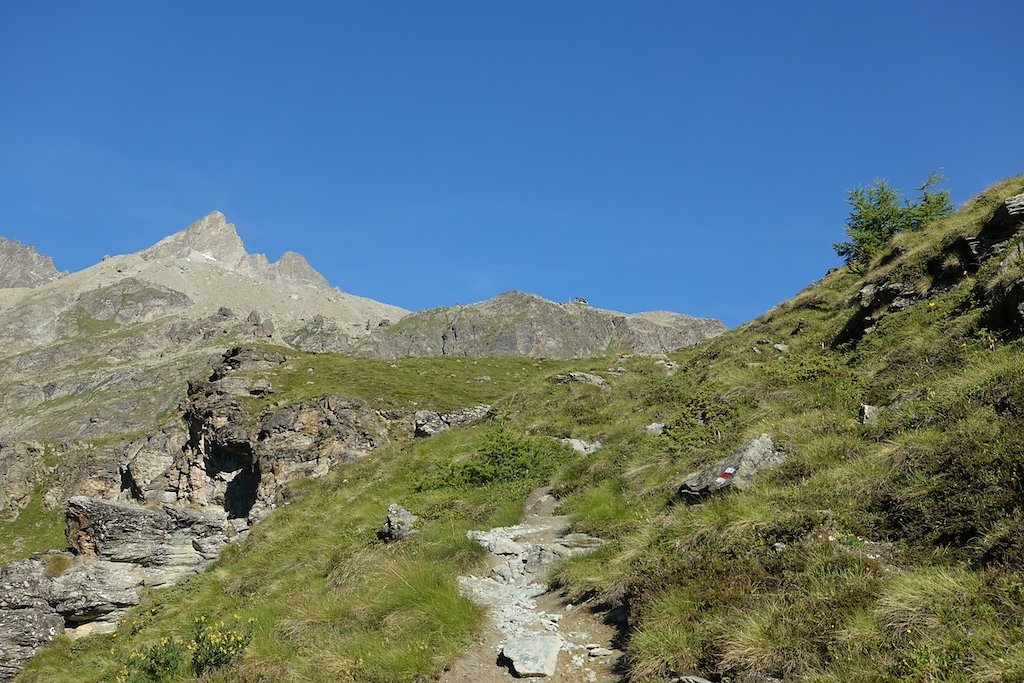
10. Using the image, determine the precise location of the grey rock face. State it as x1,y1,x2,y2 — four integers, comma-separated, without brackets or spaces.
676,434,784,503
49,560,142,627
356,290,725,360
66,496,232,586
0,442,49,514
0,237,63,288
413,405,493,437
0,559,64,682
378,504,418,542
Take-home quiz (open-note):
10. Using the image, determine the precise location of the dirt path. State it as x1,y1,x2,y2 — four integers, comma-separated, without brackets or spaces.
440,488,624,682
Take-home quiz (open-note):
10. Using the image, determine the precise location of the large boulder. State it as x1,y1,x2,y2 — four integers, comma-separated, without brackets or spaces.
413,405,493,437
501,635,562,677
676,434,785,503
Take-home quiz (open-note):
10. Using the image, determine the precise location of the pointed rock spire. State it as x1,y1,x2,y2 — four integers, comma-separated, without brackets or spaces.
139,211,247,266
0,236,63,288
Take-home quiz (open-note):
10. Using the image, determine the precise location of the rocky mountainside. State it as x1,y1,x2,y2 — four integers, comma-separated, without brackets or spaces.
0,212,405,443
0,237,63,288
5,177,1024,682
0,211,722,442
346,290,726,359
0,208,722,680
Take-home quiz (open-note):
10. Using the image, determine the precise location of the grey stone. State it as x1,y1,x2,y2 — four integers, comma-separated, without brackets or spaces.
553,372,606,388
676,434,785,503
773,343,789,352
560,438,601,455
378,503,417,542
65,496,232,584
646,422,665,435
502,635,562,677
860,404,882,425
414,405,492,437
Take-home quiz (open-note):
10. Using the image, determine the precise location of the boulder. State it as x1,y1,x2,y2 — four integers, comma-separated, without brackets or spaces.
552,372,606,388
860,404,882,425
413,405,493,437
676,434,784,503
502,635,562,677
560,438,601,455
49,560,142,626
378,503,417,542
646,422,665,435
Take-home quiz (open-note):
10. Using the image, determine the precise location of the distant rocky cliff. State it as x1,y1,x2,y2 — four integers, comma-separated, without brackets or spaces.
0,237,63,288
349,291,726,359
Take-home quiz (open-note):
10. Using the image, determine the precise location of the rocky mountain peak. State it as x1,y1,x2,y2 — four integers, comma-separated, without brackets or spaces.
270,251,329,288
138,212,331,290
139,211,246,266
0,236,63,288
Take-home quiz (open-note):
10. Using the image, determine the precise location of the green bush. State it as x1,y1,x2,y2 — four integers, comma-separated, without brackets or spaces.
119,638,184,682
417,426,572,491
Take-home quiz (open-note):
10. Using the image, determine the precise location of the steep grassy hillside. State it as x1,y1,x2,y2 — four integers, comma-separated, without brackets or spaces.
19,176,1024,682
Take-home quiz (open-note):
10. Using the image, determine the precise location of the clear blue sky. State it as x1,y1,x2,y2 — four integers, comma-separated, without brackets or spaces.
2,2,1022,326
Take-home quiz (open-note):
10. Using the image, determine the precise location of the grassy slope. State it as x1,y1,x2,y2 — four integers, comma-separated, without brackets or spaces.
19,175,1024,682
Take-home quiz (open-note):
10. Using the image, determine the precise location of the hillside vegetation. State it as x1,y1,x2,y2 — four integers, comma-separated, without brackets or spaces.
18,175,1024,682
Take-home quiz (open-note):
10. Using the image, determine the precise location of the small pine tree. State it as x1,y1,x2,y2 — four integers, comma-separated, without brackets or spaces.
833,173,954,269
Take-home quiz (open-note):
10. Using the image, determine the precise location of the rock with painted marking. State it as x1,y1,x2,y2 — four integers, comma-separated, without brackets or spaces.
676,434,784,503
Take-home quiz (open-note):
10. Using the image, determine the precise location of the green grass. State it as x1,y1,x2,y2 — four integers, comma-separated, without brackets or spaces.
0,488,68,564
19,176,1024,681
251,348,580,411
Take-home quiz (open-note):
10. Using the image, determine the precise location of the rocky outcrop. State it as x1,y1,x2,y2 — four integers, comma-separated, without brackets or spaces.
172,359,389,521
0,559,65,681
0,442,49,514
676,434,784,503
0,552,145,680
66,496,233,587
0,237,63,288
413,405,493,437
355,291,725,359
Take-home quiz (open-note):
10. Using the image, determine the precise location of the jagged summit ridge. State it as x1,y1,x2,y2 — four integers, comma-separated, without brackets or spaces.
139,211,328,289
0,236,63,288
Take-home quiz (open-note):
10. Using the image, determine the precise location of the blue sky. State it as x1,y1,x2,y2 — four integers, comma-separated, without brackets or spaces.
2,2,1022,326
